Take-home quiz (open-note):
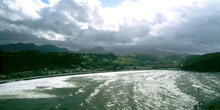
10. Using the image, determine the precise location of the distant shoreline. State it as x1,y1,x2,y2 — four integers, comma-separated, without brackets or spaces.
0,68,178,84
0,71,103,84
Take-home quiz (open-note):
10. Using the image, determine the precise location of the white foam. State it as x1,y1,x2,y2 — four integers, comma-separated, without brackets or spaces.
85,78,116,103
131,71,195,109
0,75,76,99
94,70,196,109
75,88,85,94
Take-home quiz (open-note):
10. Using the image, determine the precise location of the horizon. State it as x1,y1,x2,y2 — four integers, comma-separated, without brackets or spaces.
0,42,206,55
0,0,220,54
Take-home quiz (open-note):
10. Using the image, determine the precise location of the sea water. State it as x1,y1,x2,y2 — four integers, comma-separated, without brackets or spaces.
0,70,219,110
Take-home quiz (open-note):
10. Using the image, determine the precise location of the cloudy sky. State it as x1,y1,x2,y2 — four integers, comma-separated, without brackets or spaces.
0,0,220,53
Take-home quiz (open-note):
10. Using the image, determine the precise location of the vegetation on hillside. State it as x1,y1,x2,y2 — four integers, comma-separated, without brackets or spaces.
0,51,183,79
181,52,220,72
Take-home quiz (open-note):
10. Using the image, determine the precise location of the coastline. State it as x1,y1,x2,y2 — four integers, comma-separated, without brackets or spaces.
0,71,105,84
0,68,179,84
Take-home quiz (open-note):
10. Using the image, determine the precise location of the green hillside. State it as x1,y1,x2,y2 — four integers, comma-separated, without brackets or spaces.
0,50,184,79
181,52,220,72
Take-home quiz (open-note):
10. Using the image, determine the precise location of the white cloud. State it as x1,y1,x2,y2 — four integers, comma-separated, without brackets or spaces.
3,0,46,19
36,31,66,41
48,0,61,6
96,0,204,31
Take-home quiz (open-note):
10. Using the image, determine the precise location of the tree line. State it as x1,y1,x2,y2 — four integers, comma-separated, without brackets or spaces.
0,50,183,75
0,51,116,74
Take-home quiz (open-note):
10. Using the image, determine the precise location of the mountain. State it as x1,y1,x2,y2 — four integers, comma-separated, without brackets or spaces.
0,43,177,56
143,48,177,56
110,48,176,56
110,48,141,55
181,52,220,72
78,46,109,54
0,43,72,53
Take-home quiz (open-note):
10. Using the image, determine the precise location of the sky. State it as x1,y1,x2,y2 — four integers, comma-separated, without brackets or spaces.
0,0,220,53
41,0,50,4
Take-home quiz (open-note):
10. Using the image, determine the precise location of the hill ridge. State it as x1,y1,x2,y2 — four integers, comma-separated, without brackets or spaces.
0,43,71,53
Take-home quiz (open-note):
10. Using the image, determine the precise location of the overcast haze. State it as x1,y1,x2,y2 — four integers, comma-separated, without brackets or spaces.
0,0,220,53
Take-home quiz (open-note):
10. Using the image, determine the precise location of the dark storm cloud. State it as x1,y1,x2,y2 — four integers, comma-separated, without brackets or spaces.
0,0,98,50
132,0,220,53
0,0,220,53
169,1,220,53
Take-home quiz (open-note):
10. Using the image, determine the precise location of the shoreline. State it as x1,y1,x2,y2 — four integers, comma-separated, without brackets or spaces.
0,71,106,84
0,68,179,84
